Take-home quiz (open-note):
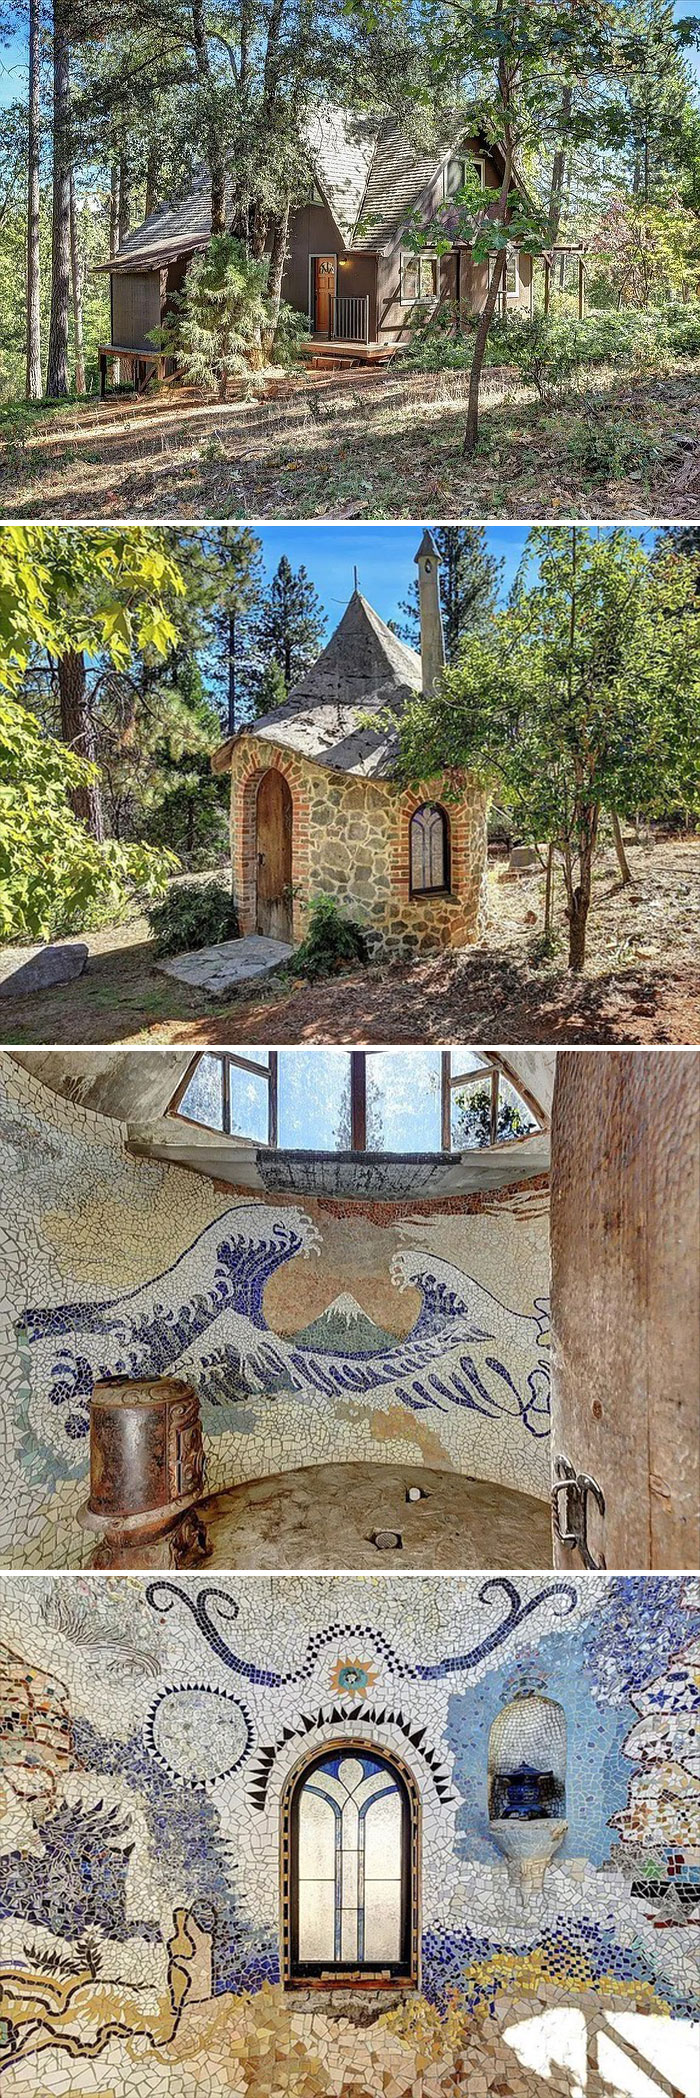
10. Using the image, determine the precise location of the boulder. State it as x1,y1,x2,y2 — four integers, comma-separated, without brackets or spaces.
0,943,89,998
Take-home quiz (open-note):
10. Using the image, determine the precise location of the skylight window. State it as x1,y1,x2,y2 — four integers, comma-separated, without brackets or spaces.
172,1051,543,1154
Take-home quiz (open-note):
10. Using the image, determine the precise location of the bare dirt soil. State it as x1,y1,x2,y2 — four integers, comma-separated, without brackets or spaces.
0,836,696,1048
2,356,700,520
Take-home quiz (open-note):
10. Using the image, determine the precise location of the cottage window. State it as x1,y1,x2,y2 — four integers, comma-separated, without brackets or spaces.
444,154,485,196
400,253,439,304
172,1051,543,1154
409,803,450,894
283,1746,418,1984
488,247,519,299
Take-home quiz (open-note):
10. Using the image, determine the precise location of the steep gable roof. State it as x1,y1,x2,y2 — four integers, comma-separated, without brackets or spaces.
213,591,422,781
100,110,514,275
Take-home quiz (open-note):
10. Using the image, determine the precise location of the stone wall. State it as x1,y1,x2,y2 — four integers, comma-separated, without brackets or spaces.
0,1058,550,1568
0,1573,696,2095
229,735,489,955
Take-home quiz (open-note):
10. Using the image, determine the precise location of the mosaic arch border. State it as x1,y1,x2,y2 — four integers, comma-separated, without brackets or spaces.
279,1735,421,1992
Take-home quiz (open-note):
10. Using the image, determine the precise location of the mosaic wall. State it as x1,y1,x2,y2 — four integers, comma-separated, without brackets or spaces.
0,1059,550,1568
0,1573,697,2096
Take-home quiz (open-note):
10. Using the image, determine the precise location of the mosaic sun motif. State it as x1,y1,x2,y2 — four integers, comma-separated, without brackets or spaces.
329,1656,378,1697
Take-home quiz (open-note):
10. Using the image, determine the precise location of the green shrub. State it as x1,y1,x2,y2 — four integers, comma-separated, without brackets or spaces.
291,893,369,981
146,879,240,957
566,412,661,483
667,315,700,358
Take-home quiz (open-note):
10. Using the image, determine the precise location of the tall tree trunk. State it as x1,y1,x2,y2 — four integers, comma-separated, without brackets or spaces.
227,608,236,734
548,86,573,243
109,162,119,256
611,809,632,883
463,248,506,457
544,843,554,939
46,0,71,398
118,153,132,244
463,137,512,458
265,202,290,347
58,650,105,839
192,0,225,234
26,0,42,400
145,139,161,218
566,811,598,971
69,172,85,393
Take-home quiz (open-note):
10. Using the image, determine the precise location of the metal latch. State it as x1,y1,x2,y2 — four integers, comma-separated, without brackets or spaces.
552,1456,606,1570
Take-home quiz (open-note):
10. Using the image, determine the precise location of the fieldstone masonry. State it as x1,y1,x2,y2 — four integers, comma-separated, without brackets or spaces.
229,735,488,957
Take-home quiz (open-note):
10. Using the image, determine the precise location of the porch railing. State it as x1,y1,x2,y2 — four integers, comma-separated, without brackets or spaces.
330,294,370,344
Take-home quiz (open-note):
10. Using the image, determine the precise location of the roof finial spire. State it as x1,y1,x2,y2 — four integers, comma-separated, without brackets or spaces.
353,564,359,594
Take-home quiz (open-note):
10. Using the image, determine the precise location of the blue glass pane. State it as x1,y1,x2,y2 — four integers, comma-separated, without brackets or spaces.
278,1050,352,1150
366,1050,442,1151
177,1054,223,1130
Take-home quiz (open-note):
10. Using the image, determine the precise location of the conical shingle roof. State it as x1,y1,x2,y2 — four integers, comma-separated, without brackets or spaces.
216,590,422,779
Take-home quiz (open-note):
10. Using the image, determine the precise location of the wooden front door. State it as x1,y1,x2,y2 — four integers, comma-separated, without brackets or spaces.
313,256,336,335
256,770,293,941
549,1050,700,1571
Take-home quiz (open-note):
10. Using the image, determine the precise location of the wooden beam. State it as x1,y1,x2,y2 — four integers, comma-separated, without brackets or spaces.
544,256,551,315
351,1050,367,1150
441,1050,451,1149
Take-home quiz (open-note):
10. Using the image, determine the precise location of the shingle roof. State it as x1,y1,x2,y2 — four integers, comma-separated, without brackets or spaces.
213,591,422,781
99,111,505,273
96,173,215,274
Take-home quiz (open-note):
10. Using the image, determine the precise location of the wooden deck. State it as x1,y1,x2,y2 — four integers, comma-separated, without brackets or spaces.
300,337,395,369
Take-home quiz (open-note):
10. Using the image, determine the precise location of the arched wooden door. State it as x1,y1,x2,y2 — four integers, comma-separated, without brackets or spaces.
255,770,293,941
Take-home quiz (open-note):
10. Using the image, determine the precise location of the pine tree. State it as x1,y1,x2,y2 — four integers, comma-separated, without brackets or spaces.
250,555,326,702
394,528,503,661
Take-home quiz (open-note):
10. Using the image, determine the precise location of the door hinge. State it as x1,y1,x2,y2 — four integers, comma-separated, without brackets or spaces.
552,1456,606,1570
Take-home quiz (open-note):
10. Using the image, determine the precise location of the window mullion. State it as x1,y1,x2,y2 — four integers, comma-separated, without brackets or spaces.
268,1051,278,1148
351,1051,367,1151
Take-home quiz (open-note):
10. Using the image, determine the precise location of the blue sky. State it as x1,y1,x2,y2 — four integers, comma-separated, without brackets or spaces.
228,523,657,629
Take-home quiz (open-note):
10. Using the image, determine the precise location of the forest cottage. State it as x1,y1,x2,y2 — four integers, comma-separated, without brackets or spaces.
212,531,489,956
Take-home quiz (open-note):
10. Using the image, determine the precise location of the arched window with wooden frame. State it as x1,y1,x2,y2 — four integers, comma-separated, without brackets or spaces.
409,803,450,897
281,1741,420,1988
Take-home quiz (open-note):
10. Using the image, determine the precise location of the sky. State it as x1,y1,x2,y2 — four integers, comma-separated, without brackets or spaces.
226,523,657,630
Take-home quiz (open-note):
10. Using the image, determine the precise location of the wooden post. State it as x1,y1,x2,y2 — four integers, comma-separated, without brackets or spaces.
544,256,551,315
550,1050,700,1570
350,1051,367,1150
100,349,106,398
578,254,585,320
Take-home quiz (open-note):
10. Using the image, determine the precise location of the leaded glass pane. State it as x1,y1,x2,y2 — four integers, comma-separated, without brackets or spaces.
295,1752,405,1971
410,805,446,892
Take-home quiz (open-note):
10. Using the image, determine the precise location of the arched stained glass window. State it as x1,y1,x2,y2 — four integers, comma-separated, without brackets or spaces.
284,1746,418,1983
409,804,450,895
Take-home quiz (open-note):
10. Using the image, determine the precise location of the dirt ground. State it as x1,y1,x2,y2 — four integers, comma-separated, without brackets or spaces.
0,835,697,1048
2,355,700,520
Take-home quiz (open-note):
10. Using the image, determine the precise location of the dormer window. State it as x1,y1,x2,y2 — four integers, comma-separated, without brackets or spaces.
444,154,486,197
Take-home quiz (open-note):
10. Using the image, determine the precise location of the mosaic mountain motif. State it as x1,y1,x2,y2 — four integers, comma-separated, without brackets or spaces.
291,1291,403,1353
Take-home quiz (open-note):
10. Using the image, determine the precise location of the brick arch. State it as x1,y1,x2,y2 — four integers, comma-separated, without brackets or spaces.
231,745,311,941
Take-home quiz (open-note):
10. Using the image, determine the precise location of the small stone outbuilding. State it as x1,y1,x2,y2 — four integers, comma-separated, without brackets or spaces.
212,533,488,958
